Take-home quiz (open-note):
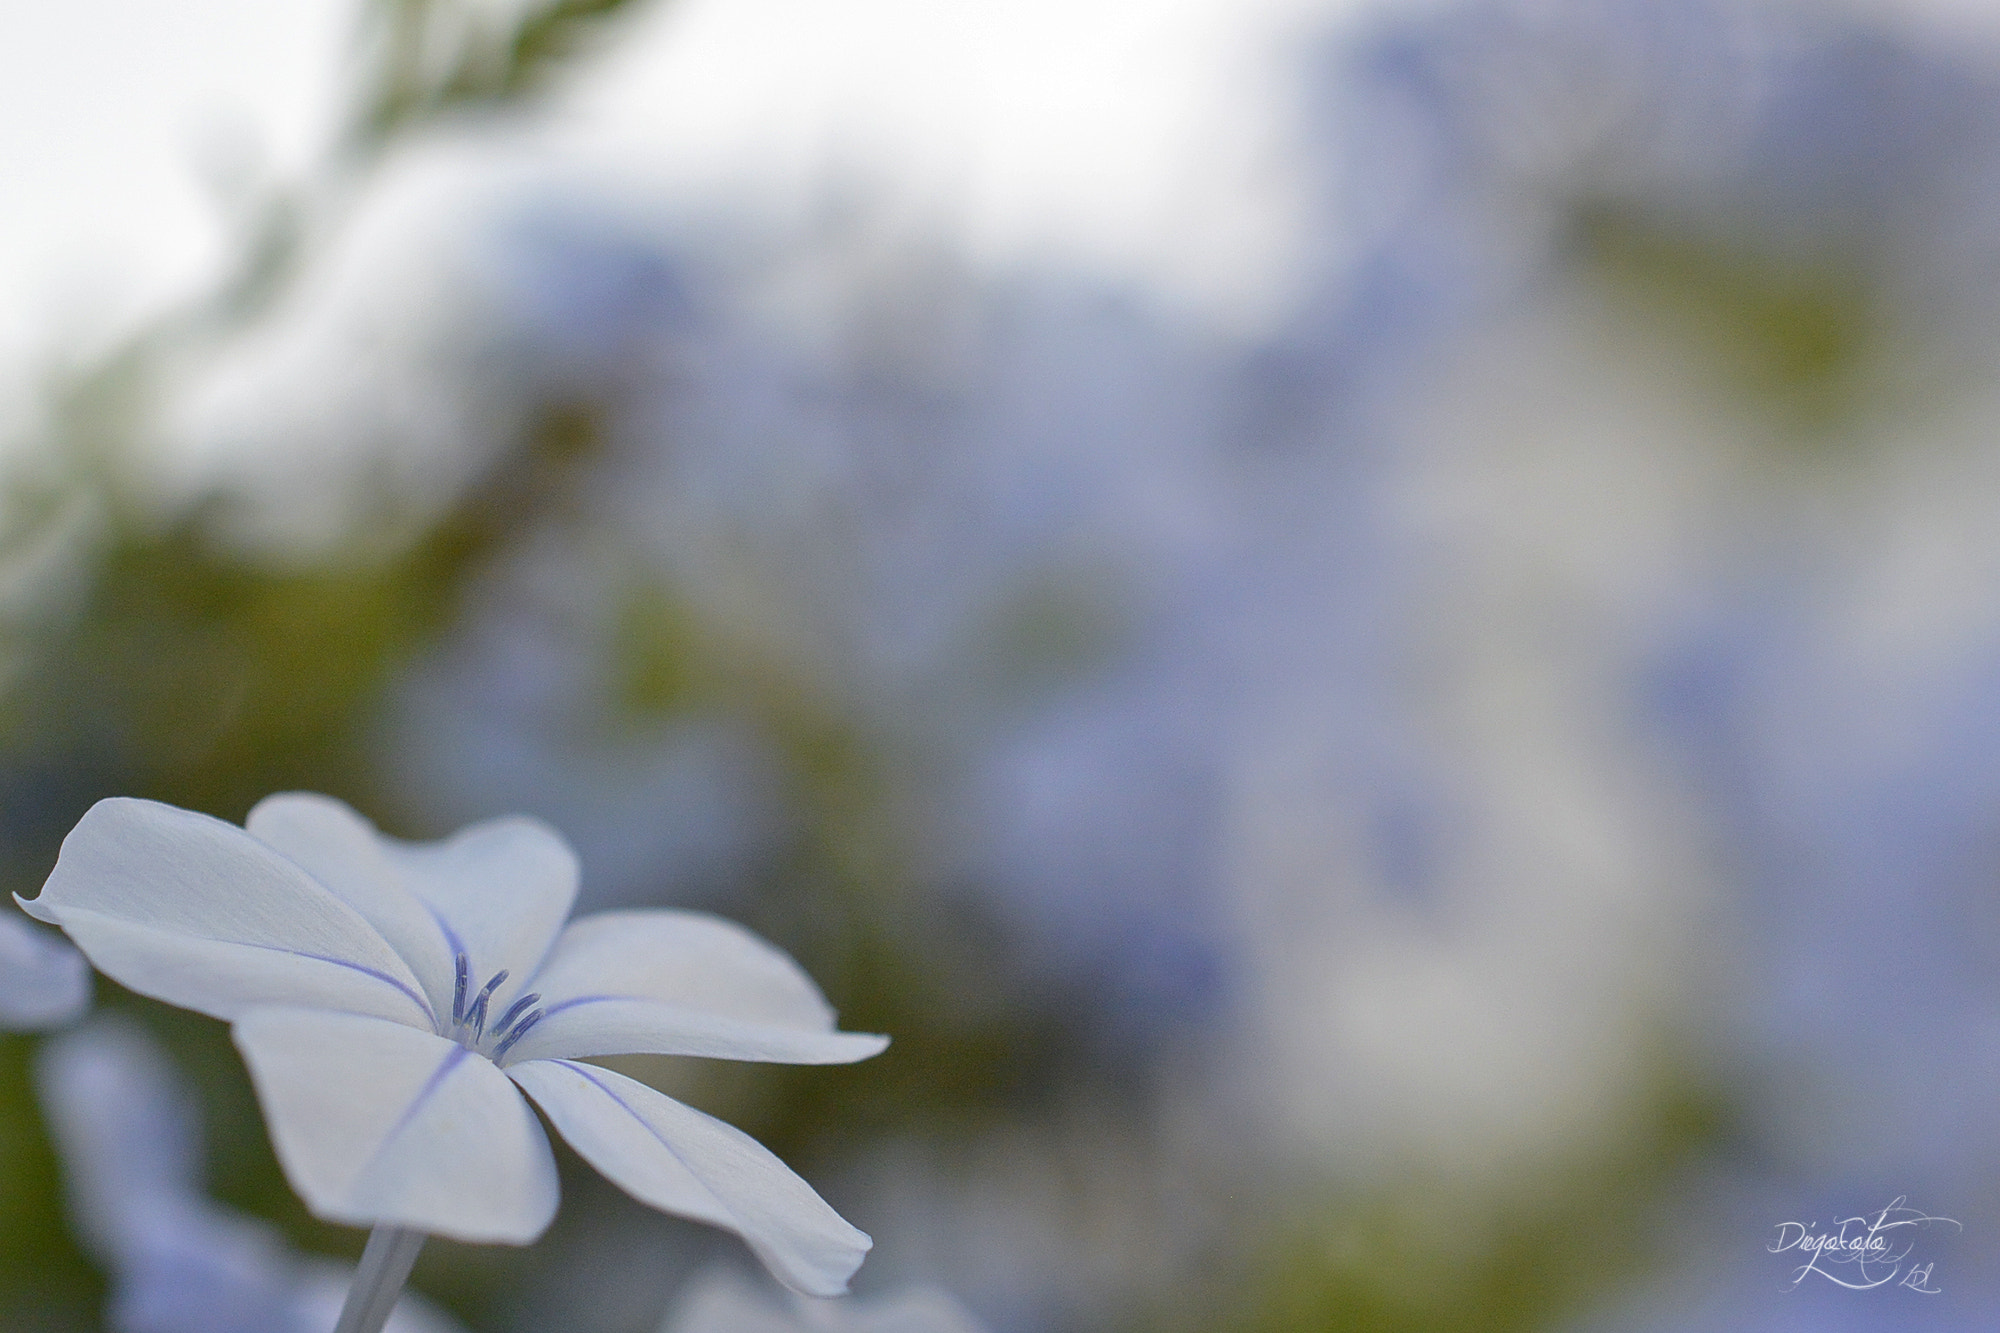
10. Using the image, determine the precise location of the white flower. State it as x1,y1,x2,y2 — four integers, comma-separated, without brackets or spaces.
661,1267,988,1333
0,911,90,1029
21,793,888,1296
37,1017,465,1333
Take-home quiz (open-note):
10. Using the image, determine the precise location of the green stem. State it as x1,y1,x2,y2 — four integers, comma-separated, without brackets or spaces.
333,1225,428,1333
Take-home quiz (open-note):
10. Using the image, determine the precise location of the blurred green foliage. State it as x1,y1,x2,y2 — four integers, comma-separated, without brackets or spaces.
1194,1061,1732,1333
352,0,658,155
18,396,604,825
1569,201,1889,436
605,574,1110,1156
0,1034,99,1331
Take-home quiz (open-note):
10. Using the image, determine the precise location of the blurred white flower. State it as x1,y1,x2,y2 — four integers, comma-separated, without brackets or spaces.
661,1267,987,1333
0,911,89,1029
37,1017,465,1333
21,792,886,1296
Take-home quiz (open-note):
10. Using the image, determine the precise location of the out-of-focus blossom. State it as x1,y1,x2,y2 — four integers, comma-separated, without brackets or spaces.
22,792,886,1294
389,206,1252,1023
1267,0,2000,1322
661,1267,987,1333
36,1017,464,1333
1213,0,2000,1175
0,911,89,1029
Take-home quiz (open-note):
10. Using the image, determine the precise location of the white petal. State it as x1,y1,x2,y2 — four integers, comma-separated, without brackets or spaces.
247,794,457,1018
0,913,89,1029
56,910,435,1030
21,799,432,1027
379,815,578,1019
234,1008,558,1244
528,911,841,1029
498,997,886,1067
509,1058,870,1296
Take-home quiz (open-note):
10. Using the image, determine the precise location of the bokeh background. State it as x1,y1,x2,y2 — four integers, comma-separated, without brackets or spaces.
5,0,2000,1328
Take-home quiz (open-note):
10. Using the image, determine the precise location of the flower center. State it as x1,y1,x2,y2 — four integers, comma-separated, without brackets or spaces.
446,950,545,1059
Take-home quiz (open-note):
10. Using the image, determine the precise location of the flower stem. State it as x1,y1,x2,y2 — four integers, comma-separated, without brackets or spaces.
333,1225,428,1333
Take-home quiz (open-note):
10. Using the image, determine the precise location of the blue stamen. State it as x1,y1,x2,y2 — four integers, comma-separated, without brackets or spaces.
450,953,469,1025
469,969,509,1039
494,992,540,1036
491,1009,544,1061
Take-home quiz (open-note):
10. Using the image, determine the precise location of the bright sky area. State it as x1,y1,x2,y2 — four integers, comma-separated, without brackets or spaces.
0,0,1363,381
2,0,1995,386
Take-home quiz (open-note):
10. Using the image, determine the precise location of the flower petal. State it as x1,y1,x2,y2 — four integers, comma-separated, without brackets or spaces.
527,911,842,1029
510,912,885,1065
246,793,457,1017
0,914,89,1029
20,799,431,1027
497,997,886,1067
507,1058,870,1296
377,815,579,1019
234,1008,558,1244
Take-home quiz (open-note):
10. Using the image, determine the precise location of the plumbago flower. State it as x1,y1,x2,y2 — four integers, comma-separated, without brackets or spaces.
19,793,888,1298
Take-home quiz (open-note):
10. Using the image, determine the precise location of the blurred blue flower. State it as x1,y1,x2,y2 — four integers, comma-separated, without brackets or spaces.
0,912,88,1029
387,203,1258,1032
1311,0,2000,1321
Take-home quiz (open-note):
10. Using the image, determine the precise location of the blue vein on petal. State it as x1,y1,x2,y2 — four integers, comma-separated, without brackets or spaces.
533,998,857,1032
428,908,468,972
428,906,469,1026
236,942,435,1025
535,995,622,1021
379,1044,471,1153
548,1060,744,1226
427,907,467,962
